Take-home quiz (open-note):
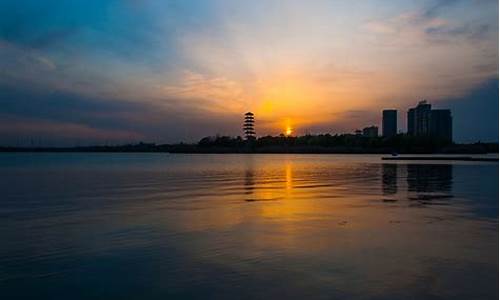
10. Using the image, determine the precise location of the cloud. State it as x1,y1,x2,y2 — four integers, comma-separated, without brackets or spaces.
360,0,497,104
440,76,499,142
425,23,492,42
0,40,56,73
0,115,144,144
0,82,244,145
0,1,497,144
364,0,497,46
423,0,461,19
159,70,247,114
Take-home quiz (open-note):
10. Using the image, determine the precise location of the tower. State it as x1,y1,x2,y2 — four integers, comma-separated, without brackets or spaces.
382,109,397,137
243,112,255,140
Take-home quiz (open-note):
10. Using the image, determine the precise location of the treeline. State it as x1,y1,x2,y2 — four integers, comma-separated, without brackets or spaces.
0,142,168,153
198,134,449,149
186,134,497,154
0,135,497,154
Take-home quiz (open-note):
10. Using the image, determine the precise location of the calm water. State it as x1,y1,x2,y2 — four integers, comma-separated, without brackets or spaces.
0,153,498,299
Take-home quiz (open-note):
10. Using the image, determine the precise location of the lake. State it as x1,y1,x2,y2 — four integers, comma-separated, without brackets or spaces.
0,153,497,299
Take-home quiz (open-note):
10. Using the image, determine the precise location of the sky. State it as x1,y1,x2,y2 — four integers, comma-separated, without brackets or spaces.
0,0,498,145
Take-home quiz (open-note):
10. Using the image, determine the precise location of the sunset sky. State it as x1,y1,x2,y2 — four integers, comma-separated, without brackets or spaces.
0,0,498,145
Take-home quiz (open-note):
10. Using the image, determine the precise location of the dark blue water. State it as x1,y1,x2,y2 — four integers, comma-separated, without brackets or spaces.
0,153,497,299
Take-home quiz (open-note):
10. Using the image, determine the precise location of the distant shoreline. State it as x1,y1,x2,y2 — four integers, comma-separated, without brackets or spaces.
382,156,498,162
3,134,498,155
0,143,497,155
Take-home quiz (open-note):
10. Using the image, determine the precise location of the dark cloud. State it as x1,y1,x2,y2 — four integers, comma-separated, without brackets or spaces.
2,76,496,146
440,77,498,142
0,83,241,146
0,1,78,49
0,83,144,128
425,23,492,42
410,0,496,43
423,0,461,19
0,0,174,68
423,0,498,19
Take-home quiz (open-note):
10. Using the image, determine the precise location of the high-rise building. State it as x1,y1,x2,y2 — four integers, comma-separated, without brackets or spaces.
407,108,415,135
362,126,378,137
382,109,397,137
407,100,431,136
430,109,452,142
407,101,453,142
415,100,432,136
243,112,255,140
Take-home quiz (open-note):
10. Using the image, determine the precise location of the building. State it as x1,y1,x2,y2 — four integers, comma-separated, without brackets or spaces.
407,100,431,136
415,100,432,136
407,108,415,135
430,109,452,142
243,112,255,140
382,109,397,137
416,101,432,135
407,101,452,142
362,126,378,137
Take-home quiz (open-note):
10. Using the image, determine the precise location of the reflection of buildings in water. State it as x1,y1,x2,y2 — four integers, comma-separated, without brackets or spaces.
406,164,453,194
382,164,398,195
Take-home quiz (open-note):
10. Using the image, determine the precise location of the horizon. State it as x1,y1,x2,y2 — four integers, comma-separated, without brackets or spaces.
0,0,498,146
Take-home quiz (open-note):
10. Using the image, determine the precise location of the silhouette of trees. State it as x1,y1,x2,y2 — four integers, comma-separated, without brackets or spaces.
1,134,495,154
198,135,245,148
189,133,461,153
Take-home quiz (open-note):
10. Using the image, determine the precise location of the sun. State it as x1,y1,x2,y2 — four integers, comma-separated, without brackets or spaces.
283,118,294,136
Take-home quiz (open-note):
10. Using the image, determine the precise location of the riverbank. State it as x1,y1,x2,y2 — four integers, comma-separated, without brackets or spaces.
382,156,498,162
0,142,497,155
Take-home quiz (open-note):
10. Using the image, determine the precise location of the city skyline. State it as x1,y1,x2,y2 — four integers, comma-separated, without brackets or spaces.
243,100,452,141
0,0,498,145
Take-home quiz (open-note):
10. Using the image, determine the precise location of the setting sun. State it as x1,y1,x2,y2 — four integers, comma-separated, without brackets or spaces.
284,118,294,136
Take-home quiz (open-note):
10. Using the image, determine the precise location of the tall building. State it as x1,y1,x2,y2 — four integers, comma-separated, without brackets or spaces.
430,109,452,142
362,126,378,137
407,101,452,142
407,108,415,135
382,109,397,137
415,100,432,136
243,112,255,140
407,100,431,136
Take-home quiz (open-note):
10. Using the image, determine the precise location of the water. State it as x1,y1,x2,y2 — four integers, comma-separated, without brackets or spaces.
0,153,497,299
